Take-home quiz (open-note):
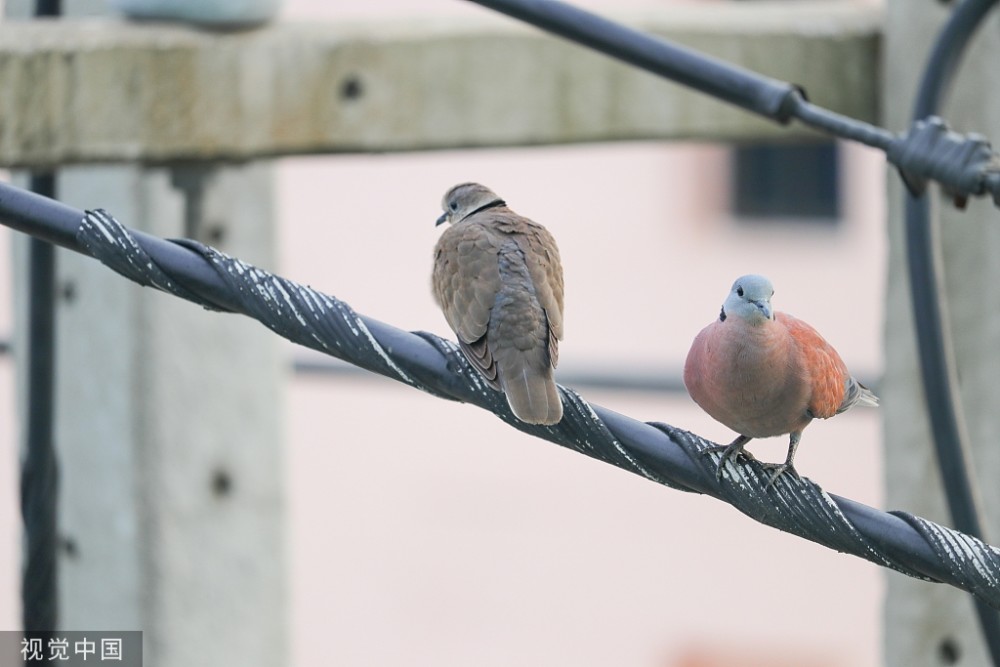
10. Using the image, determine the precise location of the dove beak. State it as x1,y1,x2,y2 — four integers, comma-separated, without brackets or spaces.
753,300,774,320
435,212,449,226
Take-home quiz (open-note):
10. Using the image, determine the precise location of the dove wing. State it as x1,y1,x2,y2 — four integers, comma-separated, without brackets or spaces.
432,220,503,388
518,221,564,368
779,313,852,419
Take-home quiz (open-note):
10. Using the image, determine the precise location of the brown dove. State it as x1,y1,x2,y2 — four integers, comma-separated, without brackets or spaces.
684,274,878,485
432,183,564,425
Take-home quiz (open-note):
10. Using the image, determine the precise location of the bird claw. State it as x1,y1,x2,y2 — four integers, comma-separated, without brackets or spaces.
702,440,756,481
761,462,800,488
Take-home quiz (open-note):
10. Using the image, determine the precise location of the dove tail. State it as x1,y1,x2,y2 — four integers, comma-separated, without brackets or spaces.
856,384,880,408
842,377,879,411
496,353,563,425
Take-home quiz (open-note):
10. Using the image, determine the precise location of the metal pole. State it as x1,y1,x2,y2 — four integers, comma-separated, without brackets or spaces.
21,175,59,632
21,0,62,634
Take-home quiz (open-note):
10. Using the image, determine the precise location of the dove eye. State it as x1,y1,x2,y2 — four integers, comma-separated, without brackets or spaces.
449,202,458,211
736,286,744,297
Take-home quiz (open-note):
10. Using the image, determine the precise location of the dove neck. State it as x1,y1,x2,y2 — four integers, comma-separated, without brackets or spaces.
465,199,507,219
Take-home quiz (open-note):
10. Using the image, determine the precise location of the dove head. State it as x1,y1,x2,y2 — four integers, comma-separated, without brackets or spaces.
720,274,775,324
437,182,506,226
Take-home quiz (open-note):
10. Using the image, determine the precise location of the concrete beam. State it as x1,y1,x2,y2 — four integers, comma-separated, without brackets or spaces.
0,2,882,167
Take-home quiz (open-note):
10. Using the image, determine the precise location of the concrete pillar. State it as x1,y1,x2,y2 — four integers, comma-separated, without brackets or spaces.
66,165,286,665
16,164,287,665
9,4,287,666
883,3,1000,666
14,163,288,665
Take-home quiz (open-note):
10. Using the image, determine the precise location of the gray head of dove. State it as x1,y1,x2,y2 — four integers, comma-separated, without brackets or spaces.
720,274,775,324
436,182,506,226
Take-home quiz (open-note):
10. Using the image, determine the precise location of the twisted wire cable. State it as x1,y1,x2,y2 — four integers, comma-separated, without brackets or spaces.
37,202,994,611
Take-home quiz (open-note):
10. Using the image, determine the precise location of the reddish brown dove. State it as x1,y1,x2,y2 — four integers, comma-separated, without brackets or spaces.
684,274,878,485
432,183,564,425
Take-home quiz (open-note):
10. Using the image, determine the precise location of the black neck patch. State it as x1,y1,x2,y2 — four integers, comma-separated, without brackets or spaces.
467,199,506,218
719,306,727,322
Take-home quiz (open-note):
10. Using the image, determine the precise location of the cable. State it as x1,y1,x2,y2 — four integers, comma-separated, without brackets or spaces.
464,0,1000,208
464,0,800,121
3,186,999,609
786,97,895,151
904,0,1000,663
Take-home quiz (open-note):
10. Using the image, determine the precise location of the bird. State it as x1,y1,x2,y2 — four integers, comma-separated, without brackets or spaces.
432,182,565,425
683,274,878,486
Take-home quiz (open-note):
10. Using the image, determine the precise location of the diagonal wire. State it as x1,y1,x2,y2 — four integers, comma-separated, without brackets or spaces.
3,185,1000,610
463,0,1000,208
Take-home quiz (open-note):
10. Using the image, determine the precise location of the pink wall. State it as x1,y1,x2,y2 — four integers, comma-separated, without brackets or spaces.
276,137,886,667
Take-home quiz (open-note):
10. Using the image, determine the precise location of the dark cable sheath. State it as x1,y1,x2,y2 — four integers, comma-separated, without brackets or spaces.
3,183,1000,609
786,97,895,151
465,0,800,122
905,0,1000,663
464,0,1000,208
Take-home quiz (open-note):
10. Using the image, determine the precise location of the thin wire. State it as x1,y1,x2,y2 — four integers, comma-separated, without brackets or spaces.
786,97,895,151
905,0,1000,663
464,0,1000,208
463,0,799,121
0,343,881,395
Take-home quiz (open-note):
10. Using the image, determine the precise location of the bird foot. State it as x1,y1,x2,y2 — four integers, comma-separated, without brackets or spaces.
761,462,800,488
702,440,756,481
